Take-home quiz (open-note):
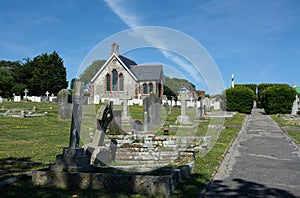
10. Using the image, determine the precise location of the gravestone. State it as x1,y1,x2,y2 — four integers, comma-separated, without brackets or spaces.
133,120,143,131
176,89,191,125
50,81,92,172
291,95,299,116
121,98,131,122
94,95,100,104
89,101,115,165
24,89,29,100
45,91,50,101
14,96,21,102
57,89,72,119
113,110,122,126
120,96,133,131
143,93,162,131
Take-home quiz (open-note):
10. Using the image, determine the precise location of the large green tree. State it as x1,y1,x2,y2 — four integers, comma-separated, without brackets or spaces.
0,68,14,97
79,60,106,84
0,60,22,97
25,51,68,96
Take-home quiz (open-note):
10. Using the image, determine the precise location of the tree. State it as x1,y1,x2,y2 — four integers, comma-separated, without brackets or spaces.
0,68,14,97
0,60,24,97
164,76,196,96
25,51,68,95
79,60,106,84
163,85,177,100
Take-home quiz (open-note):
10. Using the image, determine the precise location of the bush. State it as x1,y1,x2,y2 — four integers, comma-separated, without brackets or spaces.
262,85,296,114
257,83,289,108
235,84,257,95
225,87,255,114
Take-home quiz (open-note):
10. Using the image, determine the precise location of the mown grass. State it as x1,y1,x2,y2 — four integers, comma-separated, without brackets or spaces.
271,115,300,144
0,102,245,197
172,113,245,197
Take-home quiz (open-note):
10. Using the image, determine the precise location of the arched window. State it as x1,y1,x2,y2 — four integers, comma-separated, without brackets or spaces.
106,74,110,91
143,83,148,94
112,69,118,91
119,73,124,91
149,83,153,93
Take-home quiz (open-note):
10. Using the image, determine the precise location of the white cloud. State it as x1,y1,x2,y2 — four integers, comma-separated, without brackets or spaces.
103,0,203,84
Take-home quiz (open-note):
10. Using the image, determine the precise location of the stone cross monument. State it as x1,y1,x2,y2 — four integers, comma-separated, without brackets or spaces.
176,87,191,125
24,89,29,100
51,81,92,172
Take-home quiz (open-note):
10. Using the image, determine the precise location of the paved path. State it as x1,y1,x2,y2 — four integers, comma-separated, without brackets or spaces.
204,109,300,198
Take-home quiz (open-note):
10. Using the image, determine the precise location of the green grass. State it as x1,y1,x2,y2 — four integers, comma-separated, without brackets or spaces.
271,115,300,144
0,102,70,164
0,102,246,197
172,113,245,197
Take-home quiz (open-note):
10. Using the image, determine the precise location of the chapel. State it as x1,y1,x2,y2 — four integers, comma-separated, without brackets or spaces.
89,43,164,103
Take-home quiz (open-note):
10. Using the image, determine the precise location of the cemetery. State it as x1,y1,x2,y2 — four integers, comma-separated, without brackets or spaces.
1,80,300,197
0,80,247,197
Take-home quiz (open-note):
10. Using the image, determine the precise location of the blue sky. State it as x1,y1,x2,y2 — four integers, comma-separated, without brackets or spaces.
1,0,300,94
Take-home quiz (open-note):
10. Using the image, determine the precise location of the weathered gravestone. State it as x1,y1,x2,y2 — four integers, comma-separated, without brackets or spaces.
88,101,115,165
291,95,299,116
176,89,191,125
50,81,92,172
143,93,162,131
133,120,143,131
57,89,72,119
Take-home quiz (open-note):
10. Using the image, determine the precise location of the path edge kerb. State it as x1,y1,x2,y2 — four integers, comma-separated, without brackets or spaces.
199,113,249,198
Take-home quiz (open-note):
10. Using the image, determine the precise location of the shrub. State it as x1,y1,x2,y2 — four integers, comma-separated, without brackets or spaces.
235,84,257,95
225,87,255,114
257,83,289,108
262,85,296,114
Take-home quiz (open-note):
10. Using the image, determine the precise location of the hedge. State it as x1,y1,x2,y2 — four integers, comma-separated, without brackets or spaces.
262,85,296,114
257,83,289,108
225,87,255,114
235,84,257,95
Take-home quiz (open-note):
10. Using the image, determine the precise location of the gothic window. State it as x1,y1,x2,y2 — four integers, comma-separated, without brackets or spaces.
112,69,118,91
143,83,148,94
149,83,153,93
106,74,110,91
119,73,124,91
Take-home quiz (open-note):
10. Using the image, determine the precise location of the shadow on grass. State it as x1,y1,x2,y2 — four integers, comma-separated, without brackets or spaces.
172,173,207,197
0,157,44,180
204,178,297,198
0,175,120,198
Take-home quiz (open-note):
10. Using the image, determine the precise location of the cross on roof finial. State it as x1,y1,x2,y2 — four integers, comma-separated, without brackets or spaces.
111,42,119,56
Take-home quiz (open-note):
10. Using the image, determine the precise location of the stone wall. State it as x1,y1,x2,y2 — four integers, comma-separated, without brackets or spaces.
32,167,181,197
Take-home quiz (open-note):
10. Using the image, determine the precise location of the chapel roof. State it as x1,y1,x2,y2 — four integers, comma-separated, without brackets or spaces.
130,64,163,82
118,55,137,69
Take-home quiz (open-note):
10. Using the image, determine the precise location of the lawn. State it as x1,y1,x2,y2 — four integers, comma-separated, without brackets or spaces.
0,101,245,197
271,115,300,144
